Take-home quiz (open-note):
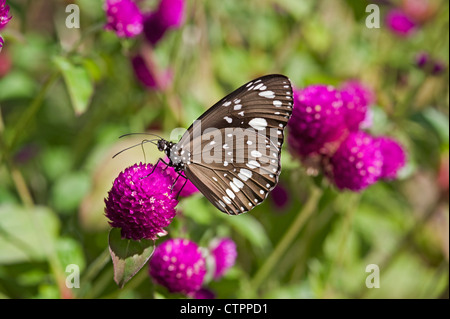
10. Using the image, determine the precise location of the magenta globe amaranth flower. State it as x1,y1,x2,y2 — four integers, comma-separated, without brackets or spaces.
143,0,185,46
0,0,12,30
376,137,407,179
210,238,237,280
131,54,173,90
340,81,375,132
193,288,215,299
288,85,347,158
157,0,185,28
104,162,178,241
104,0,143,38
0,0,12,50
149,238,207,294
386,9,417,37
270,183,290,210
330,132,383,191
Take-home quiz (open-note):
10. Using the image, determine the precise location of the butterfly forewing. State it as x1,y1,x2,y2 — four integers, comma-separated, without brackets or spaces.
172,74,293,214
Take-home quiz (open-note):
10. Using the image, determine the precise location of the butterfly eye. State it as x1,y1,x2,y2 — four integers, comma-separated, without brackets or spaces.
157,140,165,151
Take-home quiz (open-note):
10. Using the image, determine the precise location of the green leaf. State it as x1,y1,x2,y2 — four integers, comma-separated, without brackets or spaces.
422,108,449,146
218,213,270,251
51,172,91,214
53,56,94,115
108,228,155,288
180,196,214,225
0,204,60,264
0,71,37,101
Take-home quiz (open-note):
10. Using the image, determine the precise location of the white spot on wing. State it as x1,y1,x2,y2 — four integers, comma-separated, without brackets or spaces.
259,91,275,98
249,118,267,130
238,169,252,181
251,150,262,158
230,181,240,193
247,160,260,169
226,189,235,199
254,83,264,90
233,178,244,189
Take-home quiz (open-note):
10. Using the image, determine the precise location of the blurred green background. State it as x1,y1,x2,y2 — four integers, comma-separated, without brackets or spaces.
0,0,448,299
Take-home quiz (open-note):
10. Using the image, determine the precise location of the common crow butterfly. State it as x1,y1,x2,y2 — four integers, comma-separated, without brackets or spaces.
147,74,292,215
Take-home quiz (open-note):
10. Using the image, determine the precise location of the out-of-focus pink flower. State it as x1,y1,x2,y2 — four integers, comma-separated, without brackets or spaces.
0,0,11,30
193,288,215,299
330,132,383,191
270,183,290,210
414,52,446,76
0,0,12,50
210,238,237,280
386,9,417,37
402,0,436,24
131,54,173,90
149,238,206,294
104,0,143,38
415,51,430,68
437,152,449,194
288,85,347,158
376,137,407,180
340,81,375,132
143,0,185,46
0,48,11,76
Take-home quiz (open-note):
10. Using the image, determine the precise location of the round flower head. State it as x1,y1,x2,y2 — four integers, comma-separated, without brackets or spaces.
149,238,207,294
104,162,178,240
193,288,215,299
0,0,12,30
340,81,375,132
143,0,185,46
415,52,430,69
210,238,237,280
104,0,143,38
157,0,185,28
270,183,290,210
288,85,347,157
330,132,383,191
376,137,407,180
386,9,416,37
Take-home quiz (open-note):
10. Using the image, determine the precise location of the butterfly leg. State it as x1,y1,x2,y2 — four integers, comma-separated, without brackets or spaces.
170,172,188,199
141,158,170,179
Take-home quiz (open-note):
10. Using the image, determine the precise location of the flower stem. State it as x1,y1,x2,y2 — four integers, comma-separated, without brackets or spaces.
250,186,322,294
8,71,59,150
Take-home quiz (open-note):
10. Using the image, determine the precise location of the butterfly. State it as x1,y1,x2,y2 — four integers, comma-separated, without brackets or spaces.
147,74,292,215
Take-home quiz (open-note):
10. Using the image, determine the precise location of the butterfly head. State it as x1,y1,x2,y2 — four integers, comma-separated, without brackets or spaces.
157,139,175,157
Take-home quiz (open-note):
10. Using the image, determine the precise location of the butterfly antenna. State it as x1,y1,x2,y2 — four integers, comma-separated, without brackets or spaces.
112,139,158,159
118,132,164,140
